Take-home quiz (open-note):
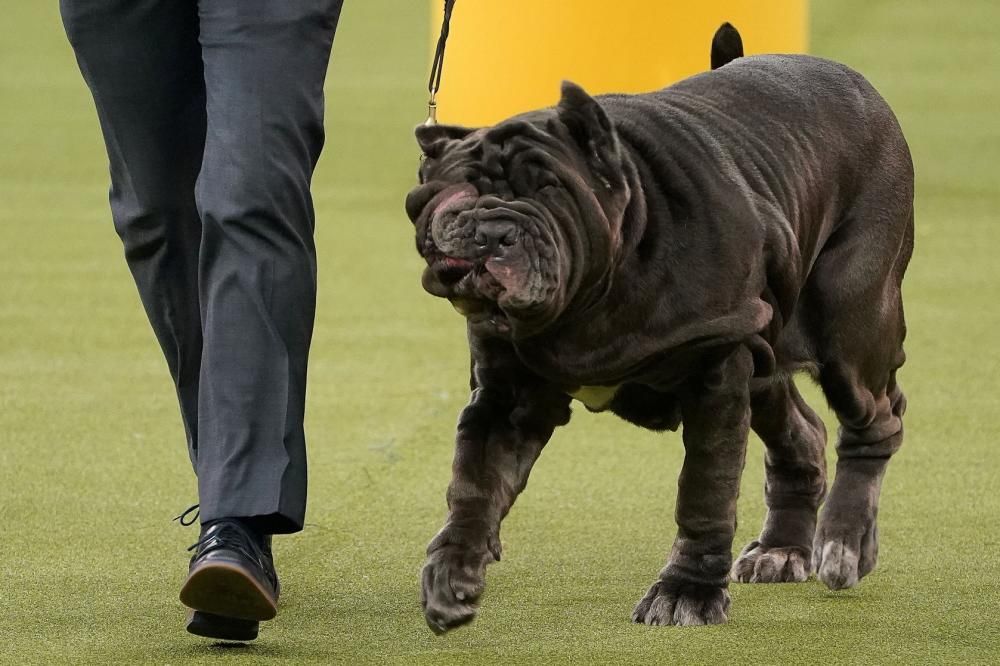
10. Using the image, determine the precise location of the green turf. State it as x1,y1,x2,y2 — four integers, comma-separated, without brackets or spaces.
2,1,999,663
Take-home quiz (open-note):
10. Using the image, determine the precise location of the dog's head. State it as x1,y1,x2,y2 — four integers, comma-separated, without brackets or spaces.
406,82,632,339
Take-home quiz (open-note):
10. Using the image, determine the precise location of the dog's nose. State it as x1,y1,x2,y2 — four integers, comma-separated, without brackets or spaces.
474,221,519,253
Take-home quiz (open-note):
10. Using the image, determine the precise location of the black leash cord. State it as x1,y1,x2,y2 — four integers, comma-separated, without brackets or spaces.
426,0,457,125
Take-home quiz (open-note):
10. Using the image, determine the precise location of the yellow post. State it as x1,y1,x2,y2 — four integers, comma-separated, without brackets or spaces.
430,1,807,126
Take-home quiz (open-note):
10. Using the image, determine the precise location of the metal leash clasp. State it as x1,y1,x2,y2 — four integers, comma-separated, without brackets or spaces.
420,97,437,164
424,96,438,127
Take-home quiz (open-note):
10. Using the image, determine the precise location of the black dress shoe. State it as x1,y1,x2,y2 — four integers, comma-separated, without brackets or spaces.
179,520,280,624
186,610,259,642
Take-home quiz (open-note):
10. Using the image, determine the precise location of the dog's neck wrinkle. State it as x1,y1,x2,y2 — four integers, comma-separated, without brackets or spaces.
612,118,710,272
614,139,652,263
530,154,646,340
514,129,684,371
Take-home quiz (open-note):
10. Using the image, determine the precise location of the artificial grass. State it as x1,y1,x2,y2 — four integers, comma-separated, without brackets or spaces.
2,1,999,663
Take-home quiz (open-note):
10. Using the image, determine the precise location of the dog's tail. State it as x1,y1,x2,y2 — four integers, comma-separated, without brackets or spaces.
710,22,744,70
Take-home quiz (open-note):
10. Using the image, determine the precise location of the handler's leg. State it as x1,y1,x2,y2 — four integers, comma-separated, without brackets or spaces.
633,346,752,626
193,0,343,534
60,0,206,464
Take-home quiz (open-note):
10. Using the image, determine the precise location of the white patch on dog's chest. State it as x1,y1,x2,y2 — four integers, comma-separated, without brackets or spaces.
567,385,622,411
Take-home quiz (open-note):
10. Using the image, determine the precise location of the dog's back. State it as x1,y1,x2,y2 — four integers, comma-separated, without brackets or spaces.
603,52,911,270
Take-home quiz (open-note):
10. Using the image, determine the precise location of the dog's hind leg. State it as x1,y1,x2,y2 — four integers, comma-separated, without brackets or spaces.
813,363,906,590
420,338,572,634
809,196,913,590
731,377,827,583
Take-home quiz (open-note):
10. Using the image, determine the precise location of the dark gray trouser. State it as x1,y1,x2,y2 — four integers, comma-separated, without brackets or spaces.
60,0,344,533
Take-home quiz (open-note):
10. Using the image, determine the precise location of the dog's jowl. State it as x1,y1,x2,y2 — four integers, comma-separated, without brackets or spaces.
406,26,912,632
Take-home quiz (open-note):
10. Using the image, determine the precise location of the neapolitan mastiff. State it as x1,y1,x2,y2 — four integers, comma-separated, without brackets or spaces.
406,25,913,632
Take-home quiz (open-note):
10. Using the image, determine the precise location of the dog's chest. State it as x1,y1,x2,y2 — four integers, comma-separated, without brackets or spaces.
567,384,622,412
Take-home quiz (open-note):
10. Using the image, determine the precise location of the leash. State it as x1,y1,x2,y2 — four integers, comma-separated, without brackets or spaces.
425,0,457,127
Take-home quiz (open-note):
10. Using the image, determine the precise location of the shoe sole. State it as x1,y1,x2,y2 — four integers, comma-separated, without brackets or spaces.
180,561,278,621
186,610,260,641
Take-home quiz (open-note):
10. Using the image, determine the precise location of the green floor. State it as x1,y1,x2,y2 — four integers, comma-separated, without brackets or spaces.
3,1,999,664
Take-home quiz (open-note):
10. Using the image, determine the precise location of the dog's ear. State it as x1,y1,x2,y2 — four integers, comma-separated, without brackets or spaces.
556,81,623,188
415,123,475,159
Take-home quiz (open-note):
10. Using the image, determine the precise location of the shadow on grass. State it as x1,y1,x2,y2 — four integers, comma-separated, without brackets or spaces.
818,590,865,601
208,642,253,651
166,641,344,661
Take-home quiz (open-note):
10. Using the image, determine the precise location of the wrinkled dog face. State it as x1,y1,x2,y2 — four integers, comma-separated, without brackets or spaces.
405,82,632,339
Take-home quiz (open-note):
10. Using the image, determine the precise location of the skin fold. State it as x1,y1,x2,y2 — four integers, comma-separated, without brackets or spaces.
407,52,913,632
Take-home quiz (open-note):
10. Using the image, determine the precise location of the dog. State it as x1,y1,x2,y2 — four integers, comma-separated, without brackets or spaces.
406,23,913,632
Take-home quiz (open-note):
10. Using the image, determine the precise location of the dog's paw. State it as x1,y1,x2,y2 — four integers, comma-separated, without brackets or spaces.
730,541,811,583
631,581,730,626
812,521,878,590
420,543,495,634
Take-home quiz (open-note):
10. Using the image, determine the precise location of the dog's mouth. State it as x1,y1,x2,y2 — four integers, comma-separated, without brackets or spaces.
427,254,475,285
422,251,513,335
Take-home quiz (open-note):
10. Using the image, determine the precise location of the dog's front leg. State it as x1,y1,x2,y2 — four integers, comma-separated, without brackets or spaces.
633,346,753,626
421,339,571,634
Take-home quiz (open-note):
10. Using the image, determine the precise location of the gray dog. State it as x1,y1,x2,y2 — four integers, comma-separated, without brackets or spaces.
406,24,913,632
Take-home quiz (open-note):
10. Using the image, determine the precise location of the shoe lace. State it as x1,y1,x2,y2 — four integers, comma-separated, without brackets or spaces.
173,503,200,527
